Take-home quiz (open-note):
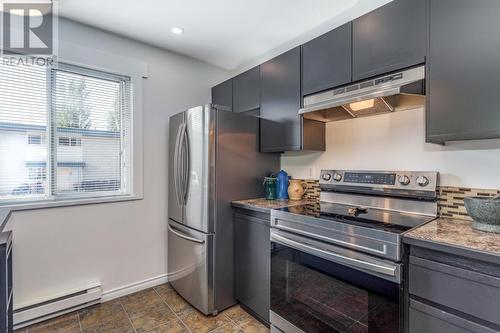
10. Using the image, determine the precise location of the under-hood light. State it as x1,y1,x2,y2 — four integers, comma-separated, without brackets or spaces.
349,99,375,111
299,66,426,123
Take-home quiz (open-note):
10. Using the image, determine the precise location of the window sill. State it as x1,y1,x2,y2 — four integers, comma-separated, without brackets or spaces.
0,194,143,212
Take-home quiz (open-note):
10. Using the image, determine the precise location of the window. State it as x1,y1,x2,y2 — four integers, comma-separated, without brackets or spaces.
70,138,81,146
0,61,132,204
28,134,42,145
28,167,47,180
58,137,70,146
58,136,82,147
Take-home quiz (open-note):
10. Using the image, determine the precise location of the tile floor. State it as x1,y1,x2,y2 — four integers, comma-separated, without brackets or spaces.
15,283,269,333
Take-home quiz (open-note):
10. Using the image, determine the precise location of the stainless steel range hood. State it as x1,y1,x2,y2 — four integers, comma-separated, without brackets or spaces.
299,66,425,122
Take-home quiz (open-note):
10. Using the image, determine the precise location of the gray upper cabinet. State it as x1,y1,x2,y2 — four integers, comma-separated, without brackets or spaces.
302,22,352,96
260,47,325,153
352,0,426,81
211,79,233,110
427,0,500,143
260,47,302,152
233,66,260,114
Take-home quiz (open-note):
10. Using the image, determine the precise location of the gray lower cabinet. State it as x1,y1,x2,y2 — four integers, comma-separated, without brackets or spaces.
408,247,500,332
410,300,497,333
426,0,500,143
352,0,426,81
234,209,270,323
211,79,233,110
233,66,260,114
301,22,352,96
0,232,12,333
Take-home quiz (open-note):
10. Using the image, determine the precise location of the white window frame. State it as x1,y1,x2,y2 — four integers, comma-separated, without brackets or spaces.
1,39,145,210
48,63,132,201
0,60,143,209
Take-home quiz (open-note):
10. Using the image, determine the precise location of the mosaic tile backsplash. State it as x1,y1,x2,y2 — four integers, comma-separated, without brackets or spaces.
302,179,321,200
297,179,500,221
438,186,500,221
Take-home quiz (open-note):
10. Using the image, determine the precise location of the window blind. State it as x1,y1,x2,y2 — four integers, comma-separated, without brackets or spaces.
0,60,132,204
0,62,48,200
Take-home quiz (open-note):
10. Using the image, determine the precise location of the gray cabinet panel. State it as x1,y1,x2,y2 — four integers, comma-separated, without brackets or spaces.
0,232,12,333
409,300,497,333
233,66,260,113
234,212,270,323
212,79,233,110
302,22,352,96
352,0,426,81
427,0,500,143
409,256,500,326
260,47,302,152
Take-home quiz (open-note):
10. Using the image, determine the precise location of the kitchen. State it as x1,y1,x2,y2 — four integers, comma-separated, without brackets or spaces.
1,0,500,333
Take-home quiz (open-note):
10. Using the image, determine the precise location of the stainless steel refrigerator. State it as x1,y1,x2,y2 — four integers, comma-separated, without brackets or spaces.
168,104,279,315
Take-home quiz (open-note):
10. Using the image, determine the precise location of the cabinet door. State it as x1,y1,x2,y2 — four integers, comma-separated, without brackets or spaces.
427,0,500,143
410,300,495,333
352,0,426,81
260,47,301,152
233,66,260,114
211,79,232,110
302,22,352,96
409,255,500,326
234,213,270,323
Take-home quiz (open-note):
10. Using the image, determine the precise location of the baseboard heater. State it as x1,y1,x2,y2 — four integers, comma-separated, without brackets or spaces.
13,282,102,329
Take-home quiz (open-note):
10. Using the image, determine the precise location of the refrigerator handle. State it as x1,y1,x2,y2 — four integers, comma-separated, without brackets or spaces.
181,124,190,204
168,224,205,244
173,123,185,206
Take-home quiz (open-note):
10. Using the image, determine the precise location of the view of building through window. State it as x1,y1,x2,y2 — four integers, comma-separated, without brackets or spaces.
0,61,131,202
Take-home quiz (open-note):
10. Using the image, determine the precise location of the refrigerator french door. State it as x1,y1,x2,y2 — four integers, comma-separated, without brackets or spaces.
168,106,212,233
168,105,279,316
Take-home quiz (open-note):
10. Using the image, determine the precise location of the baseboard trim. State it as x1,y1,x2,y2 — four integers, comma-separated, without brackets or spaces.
101,273,169,302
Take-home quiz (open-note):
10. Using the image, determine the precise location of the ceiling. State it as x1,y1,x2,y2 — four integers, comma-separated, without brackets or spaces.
59,0,392,71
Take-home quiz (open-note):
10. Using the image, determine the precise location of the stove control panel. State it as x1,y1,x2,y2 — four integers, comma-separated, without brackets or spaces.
319,170,438,193
343,172,396,185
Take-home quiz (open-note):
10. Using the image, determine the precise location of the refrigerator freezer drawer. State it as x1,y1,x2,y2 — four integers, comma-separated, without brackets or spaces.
168,219,214,315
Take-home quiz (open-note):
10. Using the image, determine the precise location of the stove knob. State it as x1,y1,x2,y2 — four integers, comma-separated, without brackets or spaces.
333,173,342,182
398,175,411,186
322,173,332,181
416,176,429,187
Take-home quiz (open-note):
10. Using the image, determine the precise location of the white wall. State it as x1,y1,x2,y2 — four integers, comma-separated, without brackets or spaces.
7,19,228,307
281,107,500,189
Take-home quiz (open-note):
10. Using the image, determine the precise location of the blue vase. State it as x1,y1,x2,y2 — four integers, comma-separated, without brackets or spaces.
276,170,289,200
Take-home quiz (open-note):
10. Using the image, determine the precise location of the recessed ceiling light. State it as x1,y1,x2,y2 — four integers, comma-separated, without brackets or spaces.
172,27,184,35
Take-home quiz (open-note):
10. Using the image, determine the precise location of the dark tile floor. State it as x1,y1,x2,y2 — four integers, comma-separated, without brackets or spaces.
15,283,269,333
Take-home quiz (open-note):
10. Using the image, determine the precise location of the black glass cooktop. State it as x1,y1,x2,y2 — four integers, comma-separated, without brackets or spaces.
278,202,435,234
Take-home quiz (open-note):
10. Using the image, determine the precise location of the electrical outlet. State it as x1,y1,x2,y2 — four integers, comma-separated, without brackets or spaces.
308,166,315,179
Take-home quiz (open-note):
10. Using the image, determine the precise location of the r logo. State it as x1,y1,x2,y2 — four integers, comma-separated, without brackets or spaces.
2,2,53,55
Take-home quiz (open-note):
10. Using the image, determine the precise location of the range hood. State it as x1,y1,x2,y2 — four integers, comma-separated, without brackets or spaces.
299,66,425,122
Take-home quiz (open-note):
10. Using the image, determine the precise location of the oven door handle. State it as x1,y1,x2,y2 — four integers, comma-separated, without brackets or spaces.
271,232,397,278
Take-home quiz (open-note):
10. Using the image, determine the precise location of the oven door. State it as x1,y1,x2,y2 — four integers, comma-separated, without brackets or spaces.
270,229,403,333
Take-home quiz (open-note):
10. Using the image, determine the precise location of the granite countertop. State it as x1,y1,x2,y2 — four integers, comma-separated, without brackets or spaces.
405,217,500,263
0,208,11,234
232,198,316,213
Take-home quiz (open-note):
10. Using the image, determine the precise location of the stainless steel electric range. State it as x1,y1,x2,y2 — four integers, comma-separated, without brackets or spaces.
270,170,439,333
